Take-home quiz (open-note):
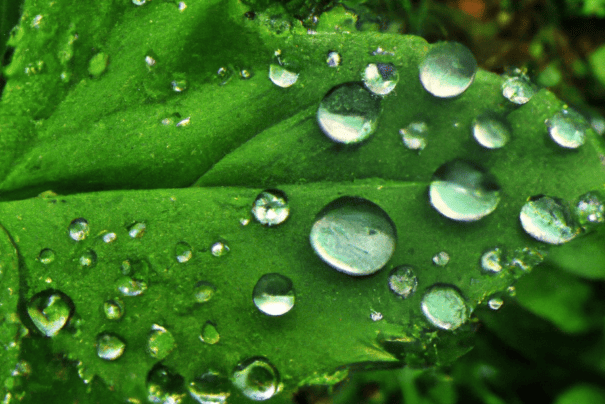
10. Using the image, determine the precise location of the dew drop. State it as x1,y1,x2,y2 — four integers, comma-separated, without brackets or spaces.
171,79,188,92
120,259,132,275
480,248,502,273
102,232,117,243
127,222,146,238
400,121,428,151
575,190,605,226
240,68,253,79
421,285,469,330
432,251,450,267
310,197,397,276
145,55,156,67
133,0,146,5
508,246,546,272
176,117,191,127
472,111,511,149
194,281,216,303
546,109,589,149
520,195,580,244
252,190,290,226
211,241,229,257
38,248,56,265
370,311,383,321
502,76,535,105
31,14,43,28
488,297,503,310
232,357,280,401
27,290,74,337
429,160,501,222
189,372,231,404
326,51,341,67
253,273,295,316
68,218,89,241
217,66,233,86
200,321,220,345
147,324,176,360
147,364,186,404
175,241,193,263
317,82,382,144
269,64,298,88
96,333,126,361
178,1,187,11
103,299,124,320
79,249,97,268
419,42,477,98
388,266,418,299
363,63,398,96
116,276,148,296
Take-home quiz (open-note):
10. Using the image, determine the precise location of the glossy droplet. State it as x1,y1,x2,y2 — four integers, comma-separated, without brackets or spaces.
178,1,187,11
253,273,295,316
96,333,126,361
269,64,298,88
116,276,148,296
502,76,535,105
472,111,511,149
232,357,280,401
194,281,216,303
79,249,97,268
252,190,290,226
419,42,477,98
508,247,545,272
310,197,397,276
27,290,74,337
145,55,156,67
421,285,469,330
317,82,382,144
432,251,450,266
240,69,253,80
102,232,117,243
200,321,220,344
171,79,188,92
68,218,89,241
326,51,341,67
546,109,589,149
188,372,231,404
211,241,229,257
176,117,191,127
520,195,580,244
363,63,398,96
133,0,146,5
429,160,501,222
400,121,428,151
127,222,146,238
103,299,124,320
370,311,383,321
147,324,176,360
488,297,504,310
38,248,56,265
120,259,132,275
480,248,502,273
147,364,186,404
175,241,193,263
575,190,605,226
217,66,233,86
388,266,418,299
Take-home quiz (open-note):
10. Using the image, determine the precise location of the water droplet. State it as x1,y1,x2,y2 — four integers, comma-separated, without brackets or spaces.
194,281,216,303
508,246,545,271
96,333,126,361
240,68,253,79
326,51,341,67
176,117,191,127
217,66,233,85
79,249,97,268
103,299,124,320
429,160,501,222
252,190,290,226
419,42,477,98
145,55,156,67
421,285,469,330
370,311,383,321
178,1,187,11
520,195,580,244
310,196,397,276
502,76,535,105
371,47,395,56
200,321,220,344
147,324,176,360
363,63,399,96
38,248,56,265
575,190,605,226
147,364,186,404
68,218,90,241
400,121,428,151
27,290,74,337
240,217,251,226
175,241,193,263
432,251,450,267
120,259,132,275
116,276,148,296
388,266,418,299
268,64,299,88
546,109,589,149
211,241,229,257
171,79,188,92
102,232,117,243
253,273,295,316
232,357,280,401
133,0,146,5
31,14,43,28
127,222,146,238
188,372,231,404
472,111,511,149
488,297,503,310
317,82,382,144
480,248,503,273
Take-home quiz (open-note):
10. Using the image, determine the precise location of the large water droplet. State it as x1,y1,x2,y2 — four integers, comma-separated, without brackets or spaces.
546,109,589,149
419,42,477,98
326,51,341,67
253,273,295,316
96,333,126,361
400,121,428,151
317,82,382,144
79,249,97,268
127,222,146,238
103,299,124,320
232,357,280,401
429,160,501,222
575,190,605,226
268,62,298,88
147,364,186,404
480,247,503,273
310,197,397,276
388,266,418,299
200,321,220,345
252,190,290,226
194,281,216,303
38,248,56,265
116,276,148,296
147,324,176,360
502,75,535,105
211,241,229,257
472,111,511,149
363,63,398,96
175,241,193,263
189,372,231,404
421,285,469,330
68,218,89,241
27,290,74,337
432,251,450,267
519,195,580,244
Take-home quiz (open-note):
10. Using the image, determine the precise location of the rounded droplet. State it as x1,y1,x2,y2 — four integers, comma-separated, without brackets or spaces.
96,333,126,361
432,251,450,267
102,232,117,243
200,321,220,345
147,324,176,360
103,299,124,320
27,290,75,337
363,63,398,96
508,247,545,272
310,197,397,276
472,112,511,149
68,218,89,241
127,222,146,238
120,259,132,275
116,276,148,296
502,76,535,105
370,311,383,321
217,66,233,86
175,241,193,263
232,357,280,401
400,121,428,151
194,281,216,303
38,248,56,265
575,191,605,226
211,241,230,257
147,364,186,404
133,0,146,5
480,248,502,273
253,273,295,316
252,190,290,226
171,79,188,92
488,297,504,310
388,266,418,299
317,82,382,144
326,51,341,67
189,372,231,404
520,195,580,244
269,64,298,88
546,109,589,149
419,42,477,98
421,285,469,330
429,160,501,222
79,249,97,268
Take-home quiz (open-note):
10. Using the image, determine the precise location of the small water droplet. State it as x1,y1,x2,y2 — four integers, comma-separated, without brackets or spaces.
432,251,450,267
326,51,341,67
419,42,477,98
232,357,280,401
189,372,231,404
252,190,290,226
194,281,216,303
240,217,251,226
200,321,220,344
217,66,234,85
116,276,148,296
79,249,97,268
363,63,399,96
103,299,124,320
178,1,187,11
27,290,74,337
546,109,589,149
502,75,535,105
480,248,503,273
508,246,546,271
388,266,418,299
147,364,186,404
176,116,191,127
127,222,146,238
175,241,193,263
171,79,188,92
239,68,253,80
145,55,156,67
147,324,176,360
96,333,126,361
102,232,117,243
421,285,469,330
38,248,56,265
371,47,394,56
507,286,516,296
317,82,382,144
575,190,605,226
429,160,501,222
253,273,295,316
31,14,43,28
472,111,511,149
488,297,503,310
520,195,580,244
120,259,132,275
68,218,90,241
400,121,428,151
370,311,383,321
211,241,229,257
268,64,299,88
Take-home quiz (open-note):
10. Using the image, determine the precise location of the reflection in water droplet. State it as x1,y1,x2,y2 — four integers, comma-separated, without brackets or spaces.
388,266,418,299
68,218,89,241
240,69,253,79
252,190,290,226
253,273,295,316
189,372,231,404
38,248,56,265
176,117,191,127
317,82,382,144
27,290,74,337
326,51,341,67
419,42,477,98
488,297,503,310
175,241,193,263
400,121,428,151
97,333,126,361
480,248,502,273
472,112,511,149
232,357,280,401
269,64,298,88
147,324,176,360
211,242,229,257
127,222,146,238
520,196,580,244
133,0,146,5
575,191,605,226
429,160,501,222
432,251,450,267
546,109,589,149
116,276,148,296
310,197,397,276
200,321,220,345
421,285,468,330
194,281,216,303
102,232,117,243
363,63,398,96
79,249,97,268
370,311,383,321
147,364,186,404
502,76,535,105
103,299,124,320
171,79,188,92
178,1,187,12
